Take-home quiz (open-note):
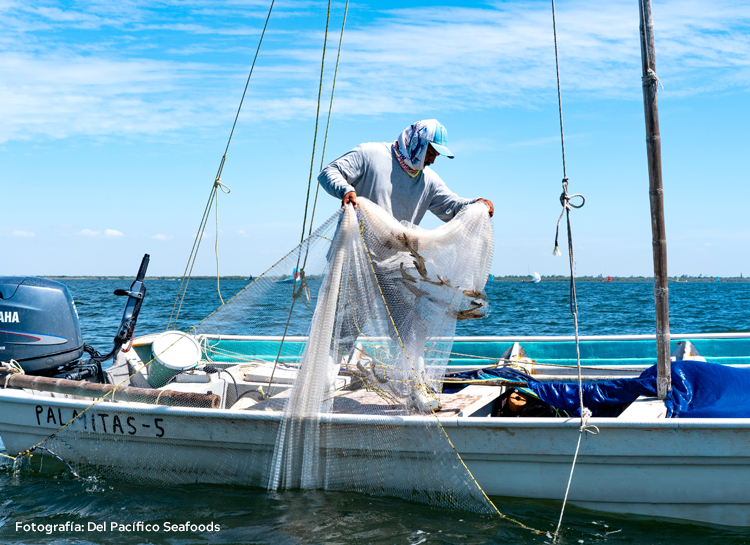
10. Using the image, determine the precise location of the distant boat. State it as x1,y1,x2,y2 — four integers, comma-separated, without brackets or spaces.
276,268,300,284
601,275,612,283
532,272,541,283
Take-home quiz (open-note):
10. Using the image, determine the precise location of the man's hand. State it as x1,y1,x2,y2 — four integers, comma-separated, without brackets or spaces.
476,198,494,217
342,191,358,209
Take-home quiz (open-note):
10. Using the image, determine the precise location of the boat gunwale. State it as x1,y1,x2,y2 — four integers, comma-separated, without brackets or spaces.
3,388,750,430
195,332,750,343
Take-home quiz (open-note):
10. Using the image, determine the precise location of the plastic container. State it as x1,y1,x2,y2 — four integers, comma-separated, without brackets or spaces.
148,331,202,388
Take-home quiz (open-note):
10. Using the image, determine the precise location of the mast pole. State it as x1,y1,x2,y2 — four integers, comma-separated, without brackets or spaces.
638,0,671,399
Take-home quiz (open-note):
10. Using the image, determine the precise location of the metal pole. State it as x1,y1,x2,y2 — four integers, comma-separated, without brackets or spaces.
638,0,671,399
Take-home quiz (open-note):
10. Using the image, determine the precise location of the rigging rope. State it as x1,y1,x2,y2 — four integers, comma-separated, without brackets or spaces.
167,0,276,330
548,1,592,541
266,0,349,395
307,0,350,238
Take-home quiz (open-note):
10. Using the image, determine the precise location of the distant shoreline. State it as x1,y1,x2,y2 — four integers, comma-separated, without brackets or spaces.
490,275,748,283
37,275,750,283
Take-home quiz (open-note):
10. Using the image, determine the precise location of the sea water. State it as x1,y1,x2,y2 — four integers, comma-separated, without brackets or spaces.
2,278,750,544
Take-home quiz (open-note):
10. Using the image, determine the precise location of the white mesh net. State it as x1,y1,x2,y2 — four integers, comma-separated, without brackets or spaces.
12,198,496,513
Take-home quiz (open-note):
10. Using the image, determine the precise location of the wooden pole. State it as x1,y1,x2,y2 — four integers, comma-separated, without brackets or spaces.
638,0,671,399
0,369,220,408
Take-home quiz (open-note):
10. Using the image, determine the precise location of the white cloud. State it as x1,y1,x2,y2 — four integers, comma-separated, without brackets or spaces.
237,229,249,237
151,234,172,241
0,0,748,141
77,229,100,236
105,229,123,237
11,230,35,237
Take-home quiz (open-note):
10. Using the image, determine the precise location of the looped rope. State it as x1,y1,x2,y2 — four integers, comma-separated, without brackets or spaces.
553,178,585,257
2,359,24,389
558,178,585,211
642,68,664,89
213,179,231,305
167,0,275,330
549,0,596,541
214,178,231,194
638,0,664,92
579,407,599,436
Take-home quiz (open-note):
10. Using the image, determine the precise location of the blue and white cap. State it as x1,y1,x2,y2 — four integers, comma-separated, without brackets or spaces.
429,121,454,159
395,119,456,172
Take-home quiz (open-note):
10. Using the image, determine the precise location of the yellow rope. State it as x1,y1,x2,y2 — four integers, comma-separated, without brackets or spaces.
355,215,541,533
298,0,333,248
9,226,336,460
306,0,350,238
265,0,336,395
10,331,207,460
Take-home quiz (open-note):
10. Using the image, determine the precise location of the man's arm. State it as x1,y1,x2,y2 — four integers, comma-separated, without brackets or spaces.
318,146,366,207
427,174,494,221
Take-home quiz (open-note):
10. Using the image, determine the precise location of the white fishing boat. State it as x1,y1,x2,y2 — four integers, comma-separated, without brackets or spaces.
2,330,750,527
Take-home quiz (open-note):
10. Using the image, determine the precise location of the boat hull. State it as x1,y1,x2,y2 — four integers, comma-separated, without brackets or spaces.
2,389,749,527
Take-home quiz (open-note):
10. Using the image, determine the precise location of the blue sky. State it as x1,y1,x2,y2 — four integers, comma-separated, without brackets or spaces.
1,0,749,277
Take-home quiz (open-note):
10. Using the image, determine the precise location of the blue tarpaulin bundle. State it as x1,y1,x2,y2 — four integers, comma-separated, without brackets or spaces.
530,361,750,418
449,361,750,418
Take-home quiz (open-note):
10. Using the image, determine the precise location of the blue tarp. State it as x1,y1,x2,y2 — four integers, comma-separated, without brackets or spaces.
529,361,750,418
449,361,750,418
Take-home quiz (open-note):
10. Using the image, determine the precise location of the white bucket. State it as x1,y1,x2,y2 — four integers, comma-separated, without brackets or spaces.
148,331,202,387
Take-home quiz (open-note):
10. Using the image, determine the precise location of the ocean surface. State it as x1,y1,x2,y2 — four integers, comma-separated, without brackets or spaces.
2,278,750,544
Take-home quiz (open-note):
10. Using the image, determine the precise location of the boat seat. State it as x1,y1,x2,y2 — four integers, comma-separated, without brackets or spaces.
618,395,667,420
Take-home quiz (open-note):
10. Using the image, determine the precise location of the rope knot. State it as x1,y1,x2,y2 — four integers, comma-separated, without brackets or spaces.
560,188,585,211
579,407,599,435
214,178,231,194
642,68,664,90
553,177,585,255
2,359,24,389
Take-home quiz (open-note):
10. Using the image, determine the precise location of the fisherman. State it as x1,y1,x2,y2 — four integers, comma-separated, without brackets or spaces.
318,119,493,224
318,120,493,413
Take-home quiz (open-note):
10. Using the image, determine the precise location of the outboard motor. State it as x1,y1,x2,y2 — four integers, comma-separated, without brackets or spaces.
0,254,150,380
0,277,84,373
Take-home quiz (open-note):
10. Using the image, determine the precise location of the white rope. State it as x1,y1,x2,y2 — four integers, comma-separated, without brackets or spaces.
638,0,663,91
2,359,24,389
643,68,664,89
213,178,231,305
553,408,599,542
549,1,596,540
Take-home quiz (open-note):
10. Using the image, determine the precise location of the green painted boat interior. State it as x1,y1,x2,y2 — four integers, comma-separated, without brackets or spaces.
172,337,750,368
447,338,750,367
202,339,307,364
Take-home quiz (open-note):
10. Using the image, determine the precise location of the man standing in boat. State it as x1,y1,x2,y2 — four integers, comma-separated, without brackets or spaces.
318,120,493,412
318,119,493,223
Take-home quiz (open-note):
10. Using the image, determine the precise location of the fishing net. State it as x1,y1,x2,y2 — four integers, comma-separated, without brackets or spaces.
4,198,496,513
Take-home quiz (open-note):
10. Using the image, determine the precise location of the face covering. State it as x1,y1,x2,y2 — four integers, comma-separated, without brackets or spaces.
392,119,439,176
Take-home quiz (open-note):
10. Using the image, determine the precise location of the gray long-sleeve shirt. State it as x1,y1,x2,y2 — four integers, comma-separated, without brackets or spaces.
317,142,475,225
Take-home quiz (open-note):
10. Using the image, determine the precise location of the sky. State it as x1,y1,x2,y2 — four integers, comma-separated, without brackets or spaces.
1,0,749,278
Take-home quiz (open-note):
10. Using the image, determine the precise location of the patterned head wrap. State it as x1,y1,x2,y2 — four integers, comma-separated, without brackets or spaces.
392,119,440,176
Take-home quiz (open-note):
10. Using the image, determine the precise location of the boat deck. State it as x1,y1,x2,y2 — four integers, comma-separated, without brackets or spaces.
249,384,502,418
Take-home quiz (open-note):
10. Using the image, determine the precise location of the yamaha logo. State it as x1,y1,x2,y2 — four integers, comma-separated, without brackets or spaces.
0,312,20,323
